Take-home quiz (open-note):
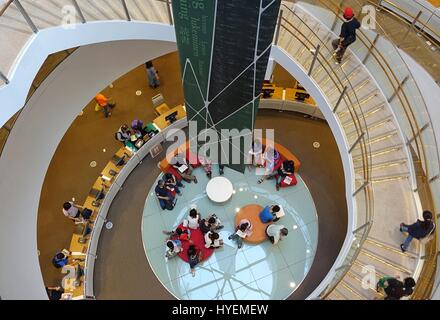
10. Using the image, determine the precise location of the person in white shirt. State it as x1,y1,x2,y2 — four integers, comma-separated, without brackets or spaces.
165,239,183,259
228,219,253,249
62,201,83,222
266,224,289,245
247,139,264,167
205,231,224,249
184,208,200,230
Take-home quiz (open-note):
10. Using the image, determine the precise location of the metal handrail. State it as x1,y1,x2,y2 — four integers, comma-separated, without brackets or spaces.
297,0,439,299
371,0,440,43
313,0,429,181
281,4,371,185
277,6,374,298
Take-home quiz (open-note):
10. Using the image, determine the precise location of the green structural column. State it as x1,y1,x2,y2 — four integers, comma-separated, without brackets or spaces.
172,0,281,172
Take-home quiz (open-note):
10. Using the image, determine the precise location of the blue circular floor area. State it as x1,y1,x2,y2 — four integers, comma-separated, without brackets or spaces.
141,165,318,300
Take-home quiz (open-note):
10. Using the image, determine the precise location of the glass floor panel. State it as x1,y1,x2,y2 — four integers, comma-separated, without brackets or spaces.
141,165,318,300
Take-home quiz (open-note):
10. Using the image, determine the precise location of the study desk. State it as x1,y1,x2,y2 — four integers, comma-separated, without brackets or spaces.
153,104,186,130
65,111,188,299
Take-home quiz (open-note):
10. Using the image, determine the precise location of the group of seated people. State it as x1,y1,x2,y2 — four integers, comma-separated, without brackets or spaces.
155,153,225,210
162,203,289,276
163,207,224,276
248,139,296,191
114,119,159,151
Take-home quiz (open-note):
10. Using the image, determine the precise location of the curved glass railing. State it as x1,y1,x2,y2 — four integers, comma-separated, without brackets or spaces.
277,2,374,298
293,0,439,298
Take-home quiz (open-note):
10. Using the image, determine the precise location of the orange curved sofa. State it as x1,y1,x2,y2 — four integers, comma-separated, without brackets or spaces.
235,204,271,244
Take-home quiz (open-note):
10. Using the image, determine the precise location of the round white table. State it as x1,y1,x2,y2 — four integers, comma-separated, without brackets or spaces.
206,176,234,203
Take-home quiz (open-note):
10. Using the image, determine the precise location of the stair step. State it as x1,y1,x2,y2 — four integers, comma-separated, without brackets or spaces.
342,104,385,128
352,145,403,162
365,237,419,259
346,117,394,139
359,249,413,275
367,131,398,145
355,158,407,173
371,174,409,183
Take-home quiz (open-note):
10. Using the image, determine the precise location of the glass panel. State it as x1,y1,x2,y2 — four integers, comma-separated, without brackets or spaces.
76,0,126,22
126,0,170,24
19,0,76,29
0,2,35,75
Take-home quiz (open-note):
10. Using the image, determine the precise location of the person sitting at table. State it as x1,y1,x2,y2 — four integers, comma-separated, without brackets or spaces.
170,153,198,184
183,208,200,230
131,119,147,137
258,145,281,184
266,224,289,245
52,251,70,268
164,172,184,196
165,239,183,259
247,138,264,167
155,179,176,210
46,285,65,300
228,219,253,249
62,201,85,223
259,205,283,223
114,124,137,150
187,244,203,277
268,159,295,191
205,231,224,249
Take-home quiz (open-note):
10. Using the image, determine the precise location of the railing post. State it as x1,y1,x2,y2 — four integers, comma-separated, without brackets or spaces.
348,131,365,154
353,180,369,197
13,0,38,33
274,9,283,45
0,71,10,84
71,0,86,23
388,76,409,103
308,44,320,76
121,0,131,21
166,0,174,25
362,33,380,64
403,10,422,40
406,123,430,146
352,221,371,234
333,86,348,113
335,264,351,272
331,0,344,32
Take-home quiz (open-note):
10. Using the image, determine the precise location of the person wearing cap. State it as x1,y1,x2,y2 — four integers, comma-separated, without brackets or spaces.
332,7,361,64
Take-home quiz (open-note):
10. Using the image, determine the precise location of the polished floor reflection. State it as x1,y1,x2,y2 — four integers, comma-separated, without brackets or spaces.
142,165,318,300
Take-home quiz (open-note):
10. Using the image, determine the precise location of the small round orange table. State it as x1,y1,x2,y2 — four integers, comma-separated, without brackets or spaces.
234,204,272,244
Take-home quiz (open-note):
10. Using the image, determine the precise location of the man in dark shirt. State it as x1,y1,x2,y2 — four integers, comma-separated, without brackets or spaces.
332,7,361,64
155,180,176,210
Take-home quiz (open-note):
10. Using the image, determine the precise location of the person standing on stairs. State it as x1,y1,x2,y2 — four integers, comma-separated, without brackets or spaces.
399,210,435,252
332,7,361,65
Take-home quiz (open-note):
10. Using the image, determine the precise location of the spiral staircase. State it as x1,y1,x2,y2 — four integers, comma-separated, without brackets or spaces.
0,0,438,300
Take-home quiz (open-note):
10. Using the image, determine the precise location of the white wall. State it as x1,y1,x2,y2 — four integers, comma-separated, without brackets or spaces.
0,37,176,299
0,21,176,127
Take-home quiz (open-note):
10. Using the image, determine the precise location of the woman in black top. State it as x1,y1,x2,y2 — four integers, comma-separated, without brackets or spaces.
332,7,361,64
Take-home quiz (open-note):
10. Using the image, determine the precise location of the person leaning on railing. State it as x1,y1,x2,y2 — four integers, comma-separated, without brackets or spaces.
332,7,361,65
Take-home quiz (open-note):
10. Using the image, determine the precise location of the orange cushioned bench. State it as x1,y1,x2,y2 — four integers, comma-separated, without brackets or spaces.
235,204,272,244
158,141,201,180
261,138,301,173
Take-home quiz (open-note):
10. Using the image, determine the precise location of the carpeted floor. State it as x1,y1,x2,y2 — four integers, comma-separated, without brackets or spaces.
37,52,347,299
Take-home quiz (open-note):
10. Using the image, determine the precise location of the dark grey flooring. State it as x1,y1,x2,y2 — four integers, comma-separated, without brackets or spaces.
94,110,348,299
